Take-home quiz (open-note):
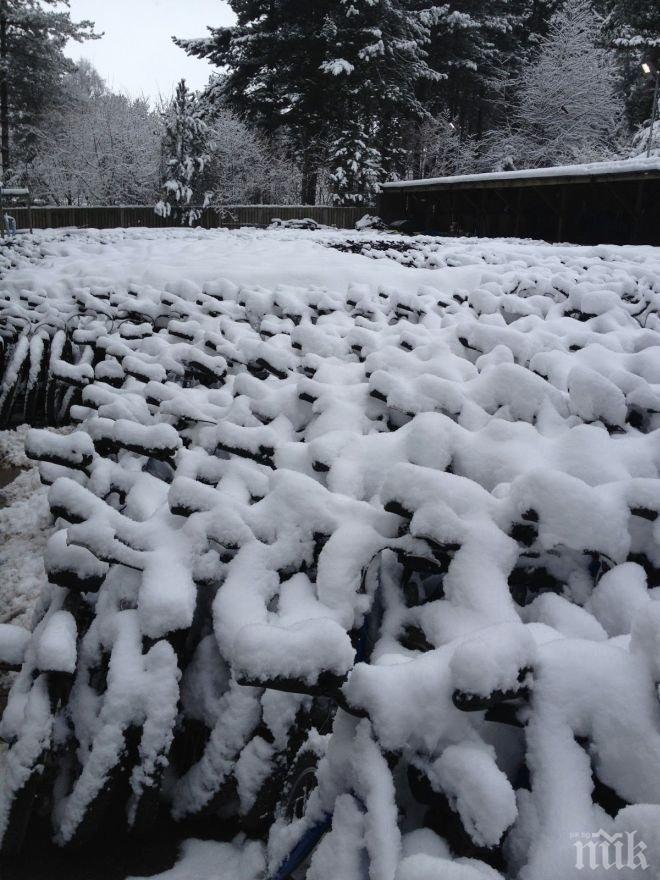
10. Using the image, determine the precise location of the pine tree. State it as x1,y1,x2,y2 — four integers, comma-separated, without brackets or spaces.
175,1,329,204
320,0,442,202
155,80,211,226
596,0,660,127
0,0,97,173
175,0,441,205
329,122,383,206
422,1,560,140
605,0,660,54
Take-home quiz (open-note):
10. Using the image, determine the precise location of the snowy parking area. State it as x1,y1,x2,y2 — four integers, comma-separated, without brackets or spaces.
1,227,660,879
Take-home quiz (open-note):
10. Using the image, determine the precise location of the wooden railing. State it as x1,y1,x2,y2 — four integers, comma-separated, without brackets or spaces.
6,204,369,231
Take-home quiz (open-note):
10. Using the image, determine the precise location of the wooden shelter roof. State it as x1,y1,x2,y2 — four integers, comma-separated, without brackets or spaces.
381,157,660,194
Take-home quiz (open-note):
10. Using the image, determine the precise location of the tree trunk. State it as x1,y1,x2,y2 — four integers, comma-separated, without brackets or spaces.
476,85,485,141
0,2,9,174
305,170,317,206
410,124,423,178
300,153,317,205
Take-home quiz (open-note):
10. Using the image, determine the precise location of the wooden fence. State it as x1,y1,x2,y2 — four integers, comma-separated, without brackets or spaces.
6,204,368,232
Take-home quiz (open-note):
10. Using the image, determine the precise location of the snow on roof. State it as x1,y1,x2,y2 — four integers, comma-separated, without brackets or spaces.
382,156,660,190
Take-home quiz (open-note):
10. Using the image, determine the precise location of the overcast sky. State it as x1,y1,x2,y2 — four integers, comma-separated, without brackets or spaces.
64,0,235,101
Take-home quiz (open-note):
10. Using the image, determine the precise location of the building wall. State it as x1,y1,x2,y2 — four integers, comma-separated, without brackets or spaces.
379,178,660,246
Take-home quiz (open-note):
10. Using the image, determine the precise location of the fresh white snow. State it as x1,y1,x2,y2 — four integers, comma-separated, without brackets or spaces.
0,426,51,629
0,226,659,880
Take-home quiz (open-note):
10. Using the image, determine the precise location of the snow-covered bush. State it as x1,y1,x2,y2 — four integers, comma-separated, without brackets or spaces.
355,215,387,231
631,119,660,158
412,111,476,178
205,111,301,206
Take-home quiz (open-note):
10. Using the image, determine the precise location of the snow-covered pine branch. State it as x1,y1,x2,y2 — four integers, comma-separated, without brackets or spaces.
155,80,212,226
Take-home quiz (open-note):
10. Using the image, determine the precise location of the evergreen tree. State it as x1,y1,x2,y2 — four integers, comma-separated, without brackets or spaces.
176,2,329,204
175,0,441,204
328,121,383,206
0,0,97,173
155,80,211,226
605,0,660,54
321,0,442,201
424,3,502,137
422,1,560,140
597,0,660,127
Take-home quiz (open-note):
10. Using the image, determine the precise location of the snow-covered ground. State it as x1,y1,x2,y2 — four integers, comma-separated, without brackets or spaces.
126,837,266,880
0,426,51,630
1,226,660,880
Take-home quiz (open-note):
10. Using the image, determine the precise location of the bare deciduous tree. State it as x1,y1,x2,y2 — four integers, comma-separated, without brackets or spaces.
25,61,162,205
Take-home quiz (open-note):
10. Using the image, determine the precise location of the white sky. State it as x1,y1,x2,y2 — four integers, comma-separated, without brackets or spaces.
64,0,235,102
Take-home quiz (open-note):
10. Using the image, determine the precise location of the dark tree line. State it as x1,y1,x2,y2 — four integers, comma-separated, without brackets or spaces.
0,0,656,209
0,0,96,173
176,0,660,205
